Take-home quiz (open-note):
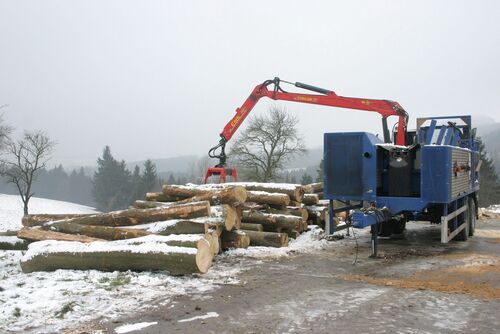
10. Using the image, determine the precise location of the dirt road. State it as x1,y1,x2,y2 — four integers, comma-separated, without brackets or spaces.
93,219,500,334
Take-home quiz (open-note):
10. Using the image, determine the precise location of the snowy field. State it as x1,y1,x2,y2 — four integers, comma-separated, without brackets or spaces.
0,194,328,333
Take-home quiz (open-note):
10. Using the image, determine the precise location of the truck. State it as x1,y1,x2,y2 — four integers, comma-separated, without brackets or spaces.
207,78,480,256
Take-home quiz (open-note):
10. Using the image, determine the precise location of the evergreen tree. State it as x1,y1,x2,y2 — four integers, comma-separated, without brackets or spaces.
142,159,158,192
478,137,500,207
92,146,132,211
130,165,143,202
167,174,175,185
316,159,324,182
300,173,313,185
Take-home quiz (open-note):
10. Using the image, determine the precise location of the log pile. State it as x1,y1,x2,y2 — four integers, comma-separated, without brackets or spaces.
12,181,334,275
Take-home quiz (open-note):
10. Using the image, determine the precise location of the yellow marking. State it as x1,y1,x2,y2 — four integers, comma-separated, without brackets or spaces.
293,96,318,103
361,100,371,105
230,107,247,128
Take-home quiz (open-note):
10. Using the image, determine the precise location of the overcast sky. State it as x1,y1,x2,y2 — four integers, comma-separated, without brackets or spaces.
1,1,499,167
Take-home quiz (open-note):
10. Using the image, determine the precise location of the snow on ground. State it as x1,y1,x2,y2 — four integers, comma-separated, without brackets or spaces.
114,321,158,333
0,194,97,231
486,204,500,214
0,194,331,333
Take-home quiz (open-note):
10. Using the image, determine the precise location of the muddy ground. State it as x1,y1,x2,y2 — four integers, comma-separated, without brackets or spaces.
87,219,500,334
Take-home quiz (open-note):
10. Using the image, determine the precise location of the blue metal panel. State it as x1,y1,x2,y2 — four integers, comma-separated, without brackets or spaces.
351,211,384,228
324,132,381,202
444,127,454,145
425,119,437,145
421,145,451,203
436,126,447,145
451,130,460,146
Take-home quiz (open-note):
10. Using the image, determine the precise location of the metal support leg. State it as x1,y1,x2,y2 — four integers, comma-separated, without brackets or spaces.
370,223,379,258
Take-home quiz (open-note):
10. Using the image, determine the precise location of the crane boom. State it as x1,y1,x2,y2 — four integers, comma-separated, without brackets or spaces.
207,77,408,177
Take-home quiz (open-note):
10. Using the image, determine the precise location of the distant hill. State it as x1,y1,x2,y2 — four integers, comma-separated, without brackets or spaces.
127,155,199,174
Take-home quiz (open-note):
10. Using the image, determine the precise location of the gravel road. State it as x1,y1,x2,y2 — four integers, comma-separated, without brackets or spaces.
90,218,500,334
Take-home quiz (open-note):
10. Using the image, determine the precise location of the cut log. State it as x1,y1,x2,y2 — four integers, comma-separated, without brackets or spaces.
210,205,239,231
18,227,104,243
242,230,289,248
238,203,269,211
41,201,211,227
201,182,304,202
123,219,208,235
0,230,19,236
302,194,319,206
265,207,309,221
245,191,290,207
242,211,303,232
20,235,213,275
22,214,94,227
220,230,250,250
307,182,324,193
289,200,302,207
145,192,178,202
132,200,171,209
43,222,151,240
0,236,30,250
241,223,263,232
165,185,247,206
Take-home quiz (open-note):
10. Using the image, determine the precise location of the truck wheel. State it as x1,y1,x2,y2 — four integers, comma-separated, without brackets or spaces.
378,221,393,237
455,204,469,242
468,198,476,237
393,220,406,234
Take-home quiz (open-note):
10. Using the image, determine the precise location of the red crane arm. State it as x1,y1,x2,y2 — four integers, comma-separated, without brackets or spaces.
209,77,408,168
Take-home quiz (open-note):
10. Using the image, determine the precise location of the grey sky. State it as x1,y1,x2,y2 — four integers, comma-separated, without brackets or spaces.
1,1,499,167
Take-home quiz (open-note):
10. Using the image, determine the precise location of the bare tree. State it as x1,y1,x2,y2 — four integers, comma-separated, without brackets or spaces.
0,130,55,214
229,106,306,182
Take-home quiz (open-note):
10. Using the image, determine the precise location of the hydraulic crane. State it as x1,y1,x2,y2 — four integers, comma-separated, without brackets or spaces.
206,77,408,183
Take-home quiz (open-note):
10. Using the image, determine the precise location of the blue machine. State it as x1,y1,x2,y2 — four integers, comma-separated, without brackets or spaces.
324,116,480,256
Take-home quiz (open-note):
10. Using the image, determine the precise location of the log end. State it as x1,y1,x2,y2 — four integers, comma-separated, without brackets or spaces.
195,238,213,274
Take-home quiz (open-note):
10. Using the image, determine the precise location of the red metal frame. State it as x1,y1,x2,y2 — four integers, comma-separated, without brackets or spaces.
204,167,238,183
221,81,407,145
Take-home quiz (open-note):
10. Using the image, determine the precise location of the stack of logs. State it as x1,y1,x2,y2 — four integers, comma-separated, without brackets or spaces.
12,181,336,275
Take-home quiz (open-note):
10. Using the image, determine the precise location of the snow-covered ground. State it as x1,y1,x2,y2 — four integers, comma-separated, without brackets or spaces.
0,194,328,333
0,194,97,231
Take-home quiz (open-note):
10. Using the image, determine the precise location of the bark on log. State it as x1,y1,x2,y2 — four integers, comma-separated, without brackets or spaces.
43,222,151,240
42,201,211,227
0,230,19,236
0,236,30,250
220,230,250,250
265,207,308,221
18,227,104,243
132,200,171,209
245,191,290,207
242,211,303,232
242,230,289,248
224,182,305,202
238,203,269,211
20,236,213,275
210,205,238,231
22,214,94,227
307,182,324,193
241,223,264,232
127,220,208,235
165,185,247,206
302,194,319,206
145,192,178,202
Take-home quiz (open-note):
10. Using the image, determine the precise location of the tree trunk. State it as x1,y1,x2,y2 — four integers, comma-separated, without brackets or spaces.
22,214,94,227
302,194,319,206
20,236,213,275
242,230,289,248
164,185,247,206
145,192,178,202
307,182,323,193
211,205,239,231
43,221,151,240
18,227,105,243
220,230,250,250
199,182,305,202
132,200,170,209
242,211,303,232
241,223,264,231
245,191,290,207
42,201,211,227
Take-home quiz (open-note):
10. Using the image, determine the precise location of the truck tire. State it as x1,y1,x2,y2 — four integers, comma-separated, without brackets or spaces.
455,203,469,242
393,220,406,234
468,198,476,237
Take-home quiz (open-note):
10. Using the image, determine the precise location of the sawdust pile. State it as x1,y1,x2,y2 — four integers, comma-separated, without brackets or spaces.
343,254,500,300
